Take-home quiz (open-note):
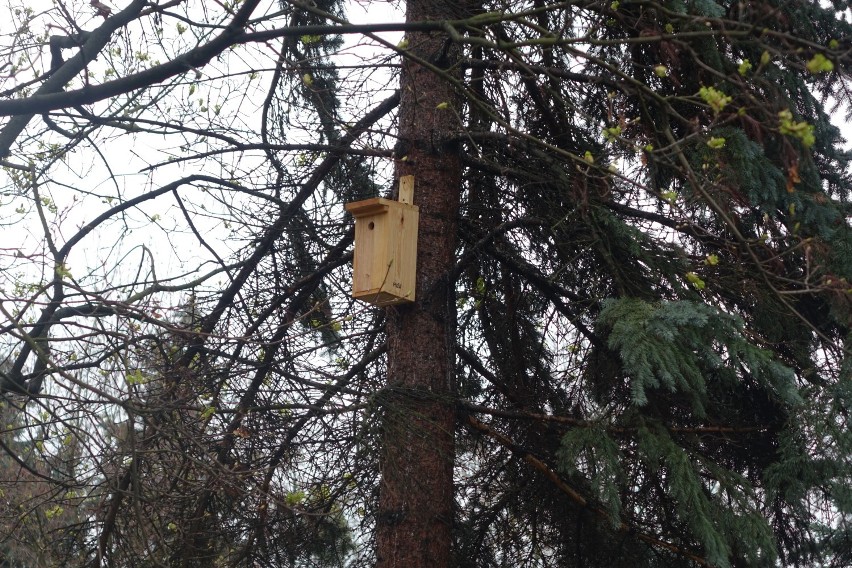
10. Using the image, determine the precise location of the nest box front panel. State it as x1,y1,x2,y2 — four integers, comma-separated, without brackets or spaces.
348,198,419,306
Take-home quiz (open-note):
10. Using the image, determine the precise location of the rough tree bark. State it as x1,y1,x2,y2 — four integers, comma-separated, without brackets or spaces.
375,0,474,566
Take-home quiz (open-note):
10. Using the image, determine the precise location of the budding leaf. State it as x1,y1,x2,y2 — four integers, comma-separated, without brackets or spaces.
778,109,815,147
806,53,834,74
686,272,706,290
707,137,726,149
55,263,72,280
698,86,732,115
661,191,678,204
602,125,621,142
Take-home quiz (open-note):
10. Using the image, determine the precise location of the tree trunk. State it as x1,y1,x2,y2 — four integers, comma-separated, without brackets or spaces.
375,1,471,566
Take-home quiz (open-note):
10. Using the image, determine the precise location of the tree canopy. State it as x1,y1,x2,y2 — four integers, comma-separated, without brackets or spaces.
0,0,850,566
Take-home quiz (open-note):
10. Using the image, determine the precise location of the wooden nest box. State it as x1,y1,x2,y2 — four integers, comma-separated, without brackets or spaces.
345,175,419,306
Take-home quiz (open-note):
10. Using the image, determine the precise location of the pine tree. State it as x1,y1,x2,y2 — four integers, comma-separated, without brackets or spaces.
449,1,852,566
0,1,849,567
375,0,476,564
